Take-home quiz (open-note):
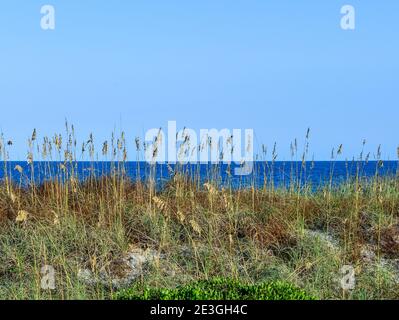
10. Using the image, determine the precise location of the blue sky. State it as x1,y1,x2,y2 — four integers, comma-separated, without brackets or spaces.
0,0,398,160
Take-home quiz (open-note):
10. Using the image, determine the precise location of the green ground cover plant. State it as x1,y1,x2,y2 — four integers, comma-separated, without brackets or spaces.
116,278,315,300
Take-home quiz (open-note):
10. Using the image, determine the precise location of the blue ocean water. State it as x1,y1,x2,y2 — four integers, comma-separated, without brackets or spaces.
0,161,397,189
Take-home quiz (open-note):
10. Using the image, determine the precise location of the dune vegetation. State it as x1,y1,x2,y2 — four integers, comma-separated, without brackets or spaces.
0,127,398,300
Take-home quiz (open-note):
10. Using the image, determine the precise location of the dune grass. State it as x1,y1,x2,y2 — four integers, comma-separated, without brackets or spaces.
0,128,398,300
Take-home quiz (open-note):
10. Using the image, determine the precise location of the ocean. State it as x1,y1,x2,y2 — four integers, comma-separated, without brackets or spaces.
0,161,397,189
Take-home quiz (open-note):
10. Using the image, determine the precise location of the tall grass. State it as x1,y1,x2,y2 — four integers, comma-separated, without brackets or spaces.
0,126,398,300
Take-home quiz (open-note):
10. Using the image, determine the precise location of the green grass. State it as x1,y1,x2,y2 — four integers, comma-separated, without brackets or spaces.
115,278,315,300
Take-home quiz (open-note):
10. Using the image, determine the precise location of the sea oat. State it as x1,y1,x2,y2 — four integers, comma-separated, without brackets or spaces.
16,210,29,223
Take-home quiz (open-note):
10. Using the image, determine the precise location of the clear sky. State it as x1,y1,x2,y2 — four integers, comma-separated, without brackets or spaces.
0,0,398,160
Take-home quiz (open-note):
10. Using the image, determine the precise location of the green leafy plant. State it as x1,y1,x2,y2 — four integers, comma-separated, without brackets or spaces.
115,278,315,300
